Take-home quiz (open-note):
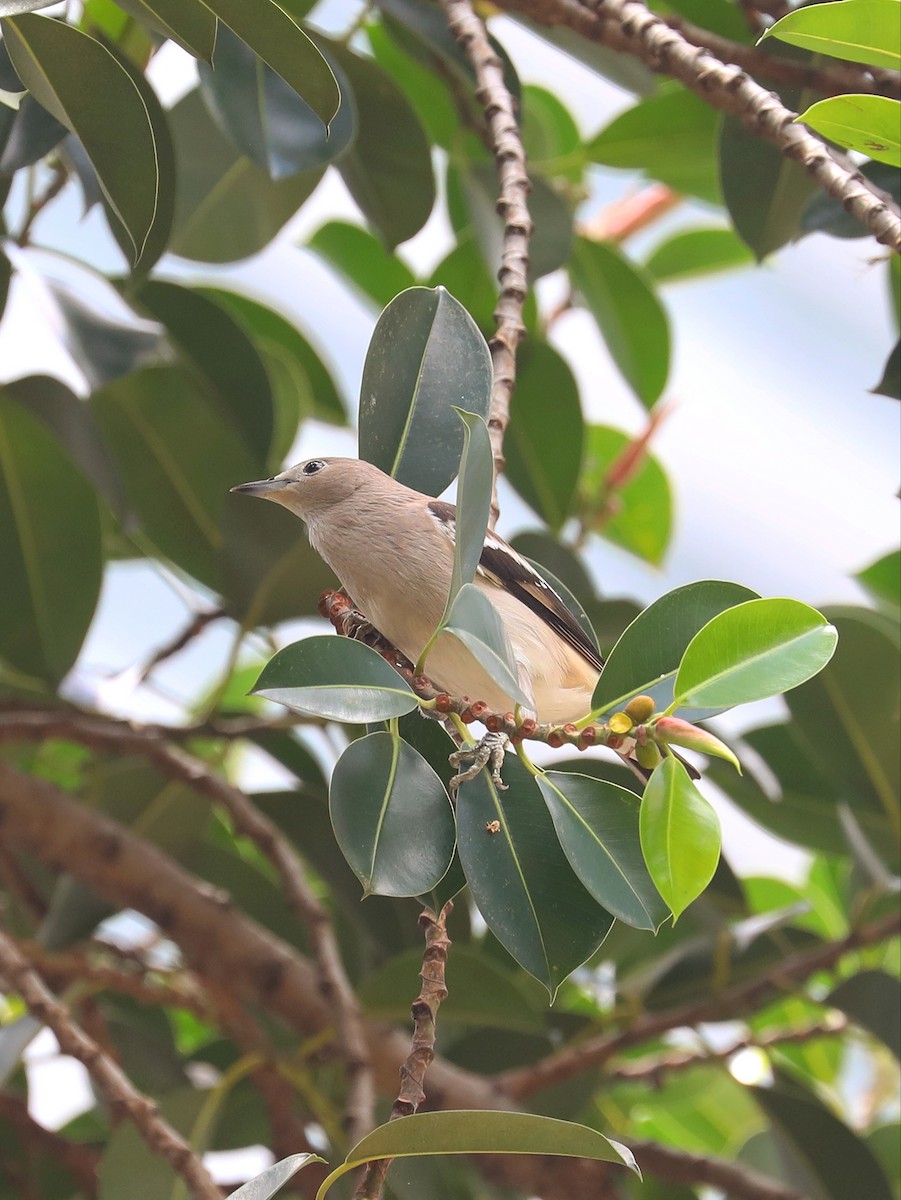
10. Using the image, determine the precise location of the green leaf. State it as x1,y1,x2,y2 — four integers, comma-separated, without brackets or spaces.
252,635,419,721
134,280,273,466
785,608,900,837
762,0,901,72
0,93,66,172
752,1071,895,1200
219,492,336,627
308,220,417,310
226,1155,324,1200
872,337,900,398
456,754,614,997
504,340,583,532
318,1110,636,1197
828,970,901,1060
92,366,257,590
522,85,583,183
639,756,721,921
672,598,839,711
327,39,435,248
720,103,820,259
592,580,758,717
196,0,338,128
442,584,532,710
114,0,216,61
2,14,166,266
644,227,755,283
426,232,507,334
198,287,346,456
447,410,493,609
588,86,720,203
538,771,669,930
856,547,900,607
798,94,901,167
580,424,672,565
329,731,455,897
359,945,542,1030
358,286,492,496
366,16,458,149
570,237,670,409
197,25,354,179
0,392,102,682
168,88,324,264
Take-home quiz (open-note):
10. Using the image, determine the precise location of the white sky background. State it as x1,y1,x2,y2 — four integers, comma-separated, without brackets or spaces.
2,3,899,1145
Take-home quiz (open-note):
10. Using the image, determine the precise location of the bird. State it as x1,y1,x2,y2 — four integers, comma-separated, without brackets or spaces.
231,457,603,726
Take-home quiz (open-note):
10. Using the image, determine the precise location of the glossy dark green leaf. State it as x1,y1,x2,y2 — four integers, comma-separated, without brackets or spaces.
855,547,900,607
2,14,165,266
91,366,257,590
307,220,416,310
426,232,507,334
319,1111,634,1195
134,280,273,465
592,580,758,717
0,94,65,172
98,1088,209,1200
43,275,167,391
828,970,901,1060
442,584,532,710
640,756,721,920
220,492,335,627
644,227,755,283
752,1072,894,1200
672,598,838,710
785,608,900,833
253,635,419,721
115,0,216,61
801,160,900,239
198,25,354,179
457,754,615,998
666,0,751,41
538,771,669,930
0,392,102,682
720,108,818,259
447,410,493,609
360,944,542,1030
570,237,670,409
327,39,435,248
199,286,346,459
0,249,9,325
872,337,900,399
504,340,583,532
225,1155,323,1200
762,0,901,72
456,160,573,281
169,88,324,263
329,731,454,896
196,0,338,128
3,374,128,520
358,286,492,495
588,86,720,204
580,424,672,564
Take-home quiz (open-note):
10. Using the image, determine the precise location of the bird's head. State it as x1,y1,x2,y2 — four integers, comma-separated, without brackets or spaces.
230,457,385,521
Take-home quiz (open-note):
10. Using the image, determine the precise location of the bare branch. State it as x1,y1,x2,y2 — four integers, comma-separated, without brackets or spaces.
625,1139,804,1200
494,0,901,248
0,930,221,1200
137,608,227,682
439,0,533,526
499,910,901,1098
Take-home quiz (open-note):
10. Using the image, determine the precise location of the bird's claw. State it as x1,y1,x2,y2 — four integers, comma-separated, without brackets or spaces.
341,608,376,642
449,732,510,794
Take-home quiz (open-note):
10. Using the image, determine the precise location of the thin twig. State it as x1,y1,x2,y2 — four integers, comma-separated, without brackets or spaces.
137,608,227,683
495,0,901,249
0,930,221,1200
16,161,68,247
439,0,533,527
499,910,900,1098
352,904,453,1200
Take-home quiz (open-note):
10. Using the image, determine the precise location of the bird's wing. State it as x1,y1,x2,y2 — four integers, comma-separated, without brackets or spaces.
427,501,604,673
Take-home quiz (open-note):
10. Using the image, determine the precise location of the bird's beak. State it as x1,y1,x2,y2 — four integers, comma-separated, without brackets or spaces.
230,478,289,497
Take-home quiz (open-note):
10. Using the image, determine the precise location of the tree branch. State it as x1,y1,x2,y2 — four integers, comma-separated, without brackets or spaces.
499,910,900,1098
439,0,533,526
0,930,221,1200
624,1139,804,1200
494,0,901,248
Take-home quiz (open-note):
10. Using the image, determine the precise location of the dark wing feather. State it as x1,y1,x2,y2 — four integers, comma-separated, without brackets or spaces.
427,501,603,672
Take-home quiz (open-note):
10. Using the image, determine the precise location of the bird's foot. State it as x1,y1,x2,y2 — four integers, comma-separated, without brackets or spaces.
449,732,510,794
342,608,377,643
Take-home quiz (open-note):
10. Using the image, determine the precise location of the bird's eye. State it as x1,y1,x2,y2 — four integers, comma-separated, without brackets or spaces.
302,460,326,476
